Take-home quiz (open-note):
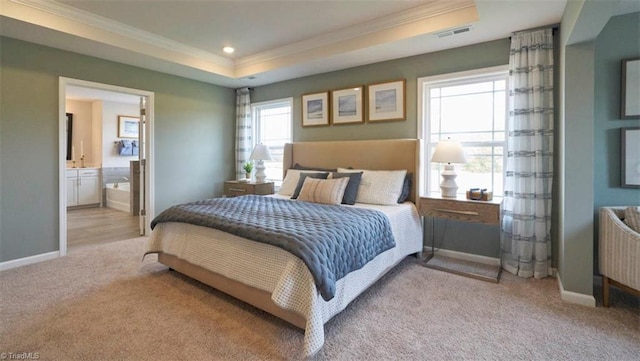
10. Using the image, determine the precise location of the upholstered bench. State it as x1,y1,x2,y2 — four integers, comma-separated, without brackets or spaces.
599,206,640,307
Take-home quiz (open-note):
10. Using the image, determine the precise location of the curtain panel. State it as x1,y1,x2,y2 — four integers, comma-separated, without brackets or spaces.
502,28,554,278
235,88,252,180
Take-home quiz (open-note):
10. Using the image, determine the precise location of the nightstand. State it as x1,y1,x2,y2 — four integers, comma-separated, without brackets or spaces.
418,194,502,283
224,181,274,197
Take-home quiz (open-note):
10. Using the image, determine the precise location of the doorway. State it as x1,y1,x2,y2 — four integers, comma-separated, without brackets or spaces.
58,78,154,256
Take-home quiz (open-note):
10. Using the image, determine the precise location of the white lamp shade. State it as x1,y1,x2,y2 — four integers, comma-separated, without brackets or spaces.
431,139,466,164
250,144,273,161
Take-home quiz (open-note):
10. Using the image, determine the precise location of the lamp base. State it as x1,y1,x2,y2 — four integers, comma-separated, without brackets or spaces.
440,164,458,198
254,160,267,183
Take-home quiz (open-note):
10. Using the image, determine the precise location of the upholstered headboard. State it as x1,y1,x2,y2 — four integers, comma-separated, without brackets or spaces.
283,139,422,203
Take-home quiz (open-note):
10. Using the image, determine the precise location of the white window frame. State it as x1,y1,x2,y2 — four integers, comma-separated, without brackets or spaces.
417,65,509,197
251,97,293,184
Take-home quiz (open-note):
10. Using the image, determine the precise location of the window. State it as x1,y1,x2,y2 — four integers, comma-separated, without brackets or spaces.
418,66,508,197
251,98,293,185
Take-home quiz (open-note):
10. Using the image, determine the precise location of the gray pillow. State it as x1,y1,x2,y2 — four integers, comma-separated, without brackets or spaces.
331,172,363,205
290,172,329,199
397,173,412,203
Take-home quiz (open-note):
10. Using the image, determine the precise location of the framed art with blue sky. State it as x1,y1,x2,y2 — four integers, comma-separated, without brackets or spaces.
367,79,406,122
118,115,139,138
331,86,364,125
301,91,329,127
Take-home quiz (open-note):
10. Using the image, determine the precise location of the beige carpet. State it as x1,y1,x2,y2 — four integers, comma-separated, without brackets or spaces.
1,237,638,361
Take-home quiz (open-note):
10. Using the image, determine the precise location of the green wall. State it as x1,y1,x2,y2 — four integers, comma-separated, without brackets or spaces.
0,37,235,262
593,12,640,272
594,12,640,209
253,39,511,257
559,5,640,299
254,39,510,144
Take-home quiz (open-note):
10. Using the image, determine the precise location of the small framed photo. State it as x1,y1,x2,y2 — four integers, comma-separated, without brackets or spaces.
367,79,406,122
621,127,640,188
301,92,329,127
621,58,640,119
118,115,139,138
331,86,364,125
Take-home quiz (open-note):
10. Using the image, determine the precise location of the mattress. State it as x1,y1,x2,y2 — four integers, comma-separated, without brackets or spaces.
146,195,423,356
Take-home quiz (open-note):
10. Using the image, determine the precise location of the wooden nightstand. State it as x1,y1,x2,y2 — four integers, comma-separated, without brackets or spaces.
418,194,502,283
224,181,274,197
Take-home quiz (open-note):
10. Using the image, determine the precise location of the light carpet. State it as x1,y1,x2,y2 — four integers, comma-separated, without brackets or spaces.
1,237,638,360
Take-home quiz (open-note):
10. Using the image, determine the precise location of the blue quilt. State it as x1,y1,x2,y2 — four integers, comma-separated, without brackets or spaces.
150,195,396,301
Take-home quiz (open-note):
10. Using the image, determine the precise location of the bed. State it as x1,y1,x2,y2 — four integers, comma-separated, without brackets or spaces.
145,139,424,357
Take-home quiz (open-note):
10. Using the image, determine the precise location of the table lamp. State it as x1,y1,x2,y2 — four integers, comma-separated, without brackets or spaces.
249,144,273,183
431,138,466,198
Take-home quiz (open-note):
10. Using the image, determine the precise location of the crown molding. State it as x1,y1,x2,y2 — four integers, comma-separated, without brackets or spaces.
3,0,476,81
6,0,234,69
235,0,476,68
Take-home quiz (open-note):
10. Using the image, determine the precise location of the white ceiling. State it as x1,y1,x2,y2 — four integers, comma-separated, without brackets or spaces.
1,0,639,89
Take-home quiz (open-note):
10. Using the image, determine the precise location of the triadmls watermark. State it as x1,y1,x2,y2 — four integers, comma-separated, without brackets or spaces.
0,352,40,360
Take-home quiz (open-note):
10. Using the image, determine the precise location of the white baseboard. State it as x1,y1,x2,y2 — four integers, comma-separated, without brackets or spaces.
558,275,596,307
424,247,500,266
0,251,60,271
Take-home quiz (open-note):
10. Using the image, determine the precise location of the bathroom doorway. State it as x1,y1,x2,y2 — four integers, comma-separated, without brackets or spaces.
59,78,154,255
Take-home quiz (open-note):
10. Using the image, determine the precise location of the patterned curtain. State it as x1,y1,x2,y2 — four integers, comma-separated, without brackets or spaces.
502,28,554,278
235,88,252,180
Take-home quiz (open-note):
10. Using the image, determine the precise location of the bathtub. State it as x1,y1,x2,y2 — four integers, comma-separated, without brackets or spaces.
106,182,130,213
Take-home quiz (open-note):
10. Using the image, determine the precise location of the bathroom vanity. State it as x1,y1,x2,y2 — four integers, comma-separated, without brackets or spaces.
66,168,101,207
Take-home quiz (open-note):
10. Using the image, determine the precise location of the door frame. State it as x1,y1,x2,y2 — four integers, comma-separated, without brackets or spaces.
58,77,155,256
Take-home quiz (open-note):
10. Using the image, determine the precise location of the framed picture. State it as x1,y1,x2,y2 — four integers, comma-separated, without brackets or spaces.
301,92,329,127
118,115,139,138
367,79,406,122
331,86,364,125
621,57,640,119
621,127,640,188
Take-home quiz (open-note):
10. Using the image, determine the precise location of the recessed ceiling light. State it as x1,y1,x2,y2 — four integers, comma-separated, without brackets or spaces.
223,46,235,54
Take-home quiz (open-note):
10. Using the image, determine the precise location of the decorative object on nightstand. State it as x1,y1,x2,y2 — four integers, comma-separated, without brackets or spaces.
431,138,466,198
250,144,273,183
242,161,253,181
466,188,493,201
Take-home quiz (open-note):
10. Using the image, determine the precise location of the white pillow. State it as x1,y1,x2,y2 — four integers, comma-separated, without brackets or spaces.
297,177,349,205
337,168,407,205
278,169,329,196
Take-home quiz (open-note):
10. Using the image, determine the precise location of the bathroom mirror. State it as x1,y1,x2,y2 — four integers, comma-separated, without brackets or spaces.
66,113,73,161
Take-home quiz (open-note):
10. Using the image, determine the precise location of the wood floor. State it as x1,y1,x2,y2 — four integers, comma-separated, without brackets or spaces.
67,207,140,252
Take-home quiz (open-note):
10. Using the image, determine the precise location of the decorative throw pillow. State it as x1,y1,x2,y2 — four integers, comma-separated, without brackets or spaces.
329,172,363,205
337,168,407,206
278,169,329,196
397,173,413,203
290,172,329,199
297,177,349,205
623,206,640,233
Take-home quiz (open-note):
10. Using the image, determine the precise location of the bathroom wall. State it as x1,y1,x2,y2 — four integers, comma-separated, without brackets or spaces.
102,100,139,168
65,100,94,167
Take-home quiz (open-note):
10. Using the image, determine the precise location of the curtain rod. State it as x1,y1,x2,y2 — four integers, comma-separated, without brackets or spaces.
512,23,559,36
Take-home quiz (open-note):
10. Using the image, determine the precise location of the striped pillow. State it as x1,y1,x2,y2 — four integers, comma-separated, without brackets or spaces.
297,177,349,205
